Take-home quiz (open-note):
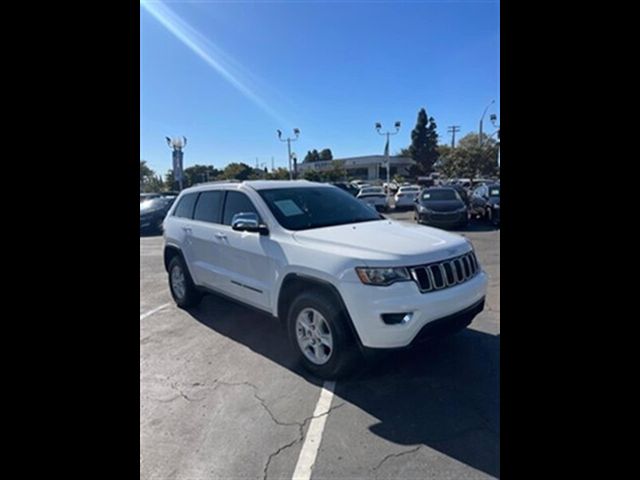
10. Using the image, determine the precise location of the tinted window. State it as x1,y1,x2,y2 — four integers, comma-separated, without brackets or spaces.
258,187,381,231
193,190,224,223
222,191,260,225
173,193,198,219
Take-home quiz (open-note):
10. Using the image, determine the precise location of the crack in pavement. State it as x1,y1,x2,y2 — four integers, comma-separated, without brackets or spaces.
372,446,422,471
147,377,345,480
169,382,207,402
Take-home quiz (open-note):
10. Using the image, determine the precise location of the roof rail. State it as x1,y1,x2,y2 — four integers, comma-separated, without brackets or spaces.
194,179,243,185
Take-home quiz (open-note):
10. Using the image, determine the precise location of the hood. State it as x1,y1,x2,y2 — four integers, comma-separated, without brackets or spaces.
418,199,465,212
292,219,471,265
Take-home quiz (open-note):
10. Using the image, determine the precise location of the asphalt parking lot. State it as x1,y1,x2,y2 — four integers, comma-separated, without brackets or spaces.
140,211,500,480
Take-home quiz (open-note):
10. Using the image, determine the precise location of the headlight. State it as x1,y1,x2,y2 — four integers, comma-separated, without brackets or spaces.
355,267,411,286
493,204,500,209
417,205,427,213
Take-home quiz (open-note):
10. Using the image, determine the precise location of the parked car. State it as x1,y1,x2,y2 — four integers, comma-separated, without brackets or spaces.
330,182,359,196
140,196,176,233
469,183,500,226
393,185,421,209
414,187,468,229
350,179,370,190
356,186,389,212
163,180,487,378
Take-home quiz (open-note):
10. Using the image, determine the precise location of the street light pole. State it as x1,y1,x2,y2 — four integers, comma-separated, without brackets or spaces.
375,121,401,200
479,100,495,146
490,113,500,169
277,128,300,180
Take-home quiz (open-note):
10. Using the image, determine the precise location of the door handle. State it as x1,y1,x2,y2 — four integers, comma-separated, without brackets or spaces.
214,232,227,240
182,227,192,234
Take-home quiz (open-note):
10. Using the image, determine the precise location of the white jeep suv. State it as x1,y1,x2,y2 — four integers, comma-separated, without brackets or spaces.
163,180,487,378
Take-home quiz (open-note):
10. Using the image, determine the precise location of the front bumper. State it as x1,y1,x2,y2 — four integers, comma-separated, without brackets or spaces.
339,271,488,348
418,210,467,226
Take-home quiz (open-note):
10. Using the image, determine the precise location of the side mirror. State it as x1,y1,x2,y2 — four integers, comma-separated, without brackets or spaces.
231,212,269,235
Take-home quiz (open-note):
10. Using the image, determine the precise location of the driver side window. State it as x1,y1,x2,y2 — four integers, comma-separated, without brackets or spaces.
222,191,261,226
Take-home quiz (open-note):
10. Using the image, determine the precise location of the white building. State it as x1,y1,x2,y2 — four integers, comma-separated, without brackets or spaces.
297,155,415,181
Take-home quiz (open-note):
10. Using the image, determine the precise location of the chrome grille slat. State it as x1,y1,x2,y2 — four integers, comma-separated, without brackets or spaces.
410,251,480,293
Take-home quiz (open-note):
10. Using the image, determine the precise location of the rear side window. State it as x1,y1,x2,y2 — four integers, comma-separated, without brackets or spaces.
222,191,260,225
173,193,198,219
193,190,224,223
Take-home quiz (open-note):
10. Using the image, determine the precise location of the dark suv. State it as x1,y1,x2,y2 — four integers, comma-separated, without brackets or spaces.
140,196,177,234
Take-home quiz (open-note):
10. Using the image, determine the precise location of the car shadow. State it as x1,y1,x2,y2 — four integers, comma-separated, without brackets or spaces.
185,293,499,478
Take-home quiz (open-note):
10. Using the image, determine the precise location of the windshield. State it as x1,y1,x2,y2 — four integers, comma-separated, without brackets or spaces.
399,187,419,193
421,189,460,201
258,187,382,231
489,186,500,197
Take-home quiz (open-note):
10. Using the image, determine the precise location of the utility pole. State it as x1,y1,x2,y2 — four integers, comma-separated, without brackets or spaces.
447,125,461,148
276,128,301,180
271,157,274,172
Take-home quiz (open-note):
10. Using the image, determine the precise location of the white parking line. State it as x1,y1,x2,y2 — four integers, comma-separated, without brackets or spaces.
140,303,170,321
292,380,336,480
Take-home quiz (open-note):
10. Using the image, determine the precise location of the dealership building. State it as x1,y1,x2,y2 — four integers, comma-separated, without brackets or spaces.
297,155,415,181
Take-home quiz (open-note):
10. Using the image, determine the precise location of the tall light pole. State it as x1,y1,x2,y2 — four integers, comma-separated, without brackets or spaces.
165,136,187,191
375,121,401,198
479,100,495,146
277,128,300,180
490,113,500,169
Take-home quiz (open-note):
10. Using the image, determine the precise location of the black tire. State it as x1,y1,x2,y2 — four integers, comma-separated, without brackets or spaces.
168,254,202,309
287,289,360,379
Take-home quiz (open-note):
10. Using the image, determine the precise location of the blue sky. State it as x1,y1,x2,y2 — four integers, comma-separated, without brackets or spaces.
140,0,500,175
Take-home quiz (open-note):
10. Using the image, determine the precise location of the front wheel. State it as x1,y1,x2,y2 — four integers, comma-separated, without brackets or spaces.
288,290,359,379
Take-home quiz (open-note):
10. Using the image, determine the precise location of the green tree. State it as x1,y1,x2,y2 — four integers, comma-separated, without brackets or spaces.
396,147,411,158
438,133,499,179
165,170,176,190
302,169,323,182
324,162,346,182
303,150,321,163
302,162,346,182
140,160,155,188
267,167,290,180
142,175,165,193
408,108,439,176
184,164,220,186
221,162,254,180
319,148,333,161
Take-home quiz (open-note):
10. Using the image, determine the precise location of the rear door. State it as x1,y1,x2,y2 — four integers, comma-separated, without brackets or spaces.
188,189,227,290
167,192,199,276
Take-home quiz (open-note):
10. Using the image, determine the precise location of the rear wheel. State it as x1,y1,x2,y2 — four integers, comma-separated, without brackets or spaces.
168,255,202,308
288,290,359,379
